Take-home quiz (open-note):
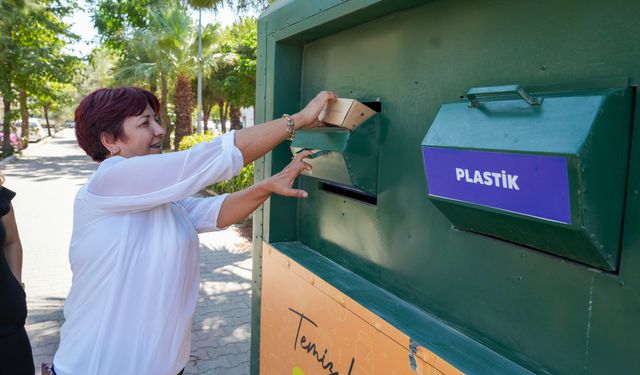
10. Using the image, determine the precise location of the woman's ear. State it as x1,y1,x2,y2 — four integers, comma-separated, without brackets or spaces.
100,133,119,156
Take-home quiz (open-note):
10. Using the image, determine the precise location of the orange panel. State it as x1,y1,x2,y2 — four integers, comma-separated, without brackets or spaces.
260,242,464,375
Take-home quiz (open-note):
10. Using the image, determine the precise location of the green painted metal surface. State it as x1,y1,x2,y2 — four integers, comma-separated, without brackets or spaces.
272,241,533,374
292,128,352,152
422,87,633,271
253,0,640,373
291,118,381,194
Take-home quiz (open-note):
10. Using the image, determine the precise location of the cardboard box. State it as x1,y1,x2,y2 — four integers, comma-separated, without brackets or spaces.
318,98,377,130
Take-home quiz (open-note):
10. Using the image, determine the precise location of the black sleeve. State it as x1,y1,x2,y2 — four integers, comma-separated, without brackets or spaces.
0,186,16,217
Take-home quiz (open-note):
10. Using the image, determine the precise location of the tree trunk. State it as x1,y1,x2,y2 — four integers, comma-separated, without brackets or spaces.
159,73,172,150
203,101,212,133
230,104,242,130
43,104,52,137
217,99,227,133
173,73,194,151
19,90,29,149
2,97,13,157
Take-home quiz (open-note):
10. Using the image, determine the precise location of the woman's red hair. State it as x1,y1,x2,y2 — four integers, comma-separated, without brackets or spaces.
75,87,160,162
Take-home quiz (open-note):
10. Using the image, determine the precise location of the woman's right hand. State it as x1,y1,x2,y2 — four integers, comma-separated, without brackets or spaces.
261,150,314,198
292,91,337,130
216,150,314,228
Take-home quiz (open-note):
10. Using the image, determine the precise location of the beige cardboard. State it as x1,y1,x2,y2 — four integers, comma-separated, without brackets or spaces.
318,98,377,130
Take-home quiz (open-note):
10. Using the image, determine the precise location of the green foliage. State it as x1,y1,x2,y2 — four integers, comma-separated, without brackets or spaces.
92,0,271,49
112,3,200,85
200,17,257,131
178,131,254,194
211,161,254,194
109,2,220,149
89,0,172,52
94,0,260,140
78,48,117,95
209,18,257,108
0,0,80,155
178,131,217,150
186,0,270,13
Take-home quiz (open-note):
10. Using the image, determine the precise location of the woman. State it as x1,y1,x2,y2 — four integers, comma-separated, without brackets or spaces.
52,87,336,375
0,174,34,374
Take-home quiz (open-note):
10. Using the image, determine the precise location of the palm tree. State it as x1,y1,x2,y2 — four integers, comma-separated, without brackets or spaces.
186,0,269,133
152,4,202,150
112,27,173,149
202,71,227,132
113,4,219,150
157,5,224,149
205,52,237,132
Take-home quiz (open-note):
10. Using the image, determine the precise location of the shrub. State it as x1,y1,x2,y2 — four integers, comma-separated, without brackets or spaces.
209,162,254,194
178,131,219,151
178,131,254,194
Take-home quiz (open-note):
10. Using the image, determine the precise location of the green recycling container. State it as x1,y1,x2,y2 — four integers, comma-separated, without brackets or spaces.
252,1,640,374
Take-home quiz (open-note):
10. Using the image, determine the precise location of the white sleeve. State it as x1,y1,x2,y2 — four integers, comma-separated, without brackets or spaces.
175,195,230,233
86,131,244,213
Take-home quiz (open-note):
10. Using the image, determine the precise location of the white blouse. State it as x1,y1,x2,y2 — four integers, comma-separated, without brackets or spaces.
53,131,244,375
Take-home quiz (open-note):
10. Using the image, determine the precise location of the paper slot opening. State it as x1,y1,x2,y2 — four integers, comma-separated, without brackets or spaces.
362,101,382,112
319,181,377,205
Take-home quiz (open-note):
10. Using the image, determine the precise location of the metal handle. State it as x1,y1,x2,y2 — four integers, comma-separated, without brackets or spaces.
466,84,543,107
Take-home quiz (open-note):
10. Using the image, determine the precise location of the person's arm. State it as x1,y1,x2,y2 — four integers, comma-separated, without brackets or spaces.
87,90,335,213
233,91,337,165
217,150,314,228
2,204,23,283
86,132,243,213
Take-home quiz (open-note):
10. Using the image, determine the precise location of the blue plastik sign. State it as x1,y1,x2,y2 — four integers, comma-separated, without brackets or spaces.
422,147,571,224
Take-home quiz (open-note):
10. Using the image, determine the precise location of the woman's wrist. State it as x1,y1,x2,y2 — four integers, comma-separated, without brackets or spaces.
255,179,276,197
291,113,306,130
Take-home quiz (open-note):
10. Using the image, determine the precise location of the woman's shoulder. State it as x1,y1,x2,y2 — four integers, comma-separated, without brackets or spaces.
0,186,16,216
0,186,16,201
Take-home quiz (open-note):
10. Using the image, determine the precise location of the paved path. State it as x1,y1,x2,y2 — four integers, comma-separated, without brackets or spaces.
1,129,252,374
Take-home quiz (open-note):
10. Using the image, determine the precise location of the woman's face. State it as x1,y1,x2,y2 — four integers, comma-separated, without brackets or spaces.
114,104,165,158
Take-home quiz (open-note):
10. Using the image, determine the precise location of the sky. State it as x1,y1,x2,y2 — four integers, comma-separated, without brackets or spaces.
65,1,259,57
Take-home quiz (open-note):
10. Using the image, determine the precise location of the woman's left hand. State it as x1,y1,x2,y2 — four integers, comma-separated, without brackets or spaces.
292,91,338,129
262,150,314,198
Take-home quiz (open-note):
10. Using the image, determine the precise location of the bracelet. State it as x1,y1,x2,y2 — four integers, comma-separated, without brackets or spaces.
282,114,296,140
